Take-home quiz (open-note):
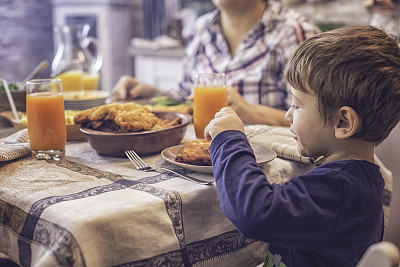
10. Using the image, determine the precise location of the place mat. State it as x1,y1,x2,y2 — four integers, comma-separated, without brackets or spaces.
0,128,30,162
245,125,315,164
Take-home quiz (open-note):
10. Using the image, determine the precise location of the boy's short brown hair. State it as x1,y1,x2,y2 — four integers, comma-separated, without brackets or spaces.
286,25,400,144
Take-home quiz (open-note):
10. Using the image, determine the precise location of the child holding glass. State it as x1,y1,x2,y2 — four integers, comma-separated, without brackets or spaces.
204,25,400,266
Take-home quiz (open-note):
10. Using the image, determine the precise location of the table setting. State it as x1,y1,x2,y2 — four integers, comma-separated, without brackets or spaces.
0,121,394,267
0,74,394,267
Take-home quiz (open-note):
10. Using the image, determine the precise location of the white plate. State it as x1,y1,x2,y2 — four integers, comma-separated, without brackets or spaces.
63,90,110,101
64,91,109,110
161,143,277,174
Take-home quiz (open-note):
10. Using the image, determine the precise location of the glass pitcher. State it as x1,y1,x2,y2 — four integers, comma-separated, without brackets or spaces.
51,24,102,91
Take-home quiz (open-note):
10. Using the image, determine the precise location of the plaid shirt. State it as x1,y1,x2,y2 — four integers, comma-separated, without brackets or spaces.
178,0,320,110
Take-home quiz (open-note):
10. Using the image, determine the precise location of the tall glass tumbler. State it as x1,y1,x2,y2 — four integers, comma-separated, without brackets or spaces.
193,73,227,139
26,79,66,160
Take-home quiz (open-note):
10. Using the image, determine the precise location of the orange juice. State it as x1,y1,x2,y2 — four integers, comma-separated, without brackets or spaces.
82,73,99,90
26,92,66,151
193,85,227,138
55,69,84,91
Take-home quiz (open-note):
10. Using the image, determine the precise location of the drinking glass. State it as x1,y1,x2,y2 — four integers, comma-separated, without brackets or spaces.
26,79,66,160
193,73,227,138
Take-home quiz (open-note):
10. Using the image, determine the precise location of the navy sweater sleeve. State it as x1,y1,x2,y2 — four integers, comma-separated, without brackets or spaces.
210,130,384,254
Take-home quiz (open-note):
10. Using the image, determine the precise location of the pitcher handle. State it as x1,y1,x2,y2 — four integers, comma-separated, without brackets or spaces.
81,37,103,75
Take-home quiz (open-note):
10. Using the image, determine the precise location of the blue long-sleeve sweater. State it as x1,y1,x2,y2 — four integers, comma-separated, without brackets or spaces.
210,130,384,267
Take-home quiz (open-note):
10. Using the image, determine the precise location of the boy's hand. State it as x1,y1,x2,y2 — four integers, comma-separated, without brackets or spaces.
204,107,245,141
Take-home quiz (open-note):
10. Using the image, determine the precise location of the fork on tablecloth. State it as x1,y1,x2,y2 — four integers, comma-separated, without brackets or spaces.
125,150,213,185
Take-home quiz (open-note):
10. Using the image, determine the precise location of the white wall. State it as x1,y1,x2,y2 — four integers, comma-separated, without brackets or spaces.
0,0,53,81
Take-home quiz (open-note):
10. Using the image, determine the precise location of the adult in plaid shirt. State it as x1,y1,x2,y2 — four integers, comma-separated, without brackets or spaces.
112,0,320,126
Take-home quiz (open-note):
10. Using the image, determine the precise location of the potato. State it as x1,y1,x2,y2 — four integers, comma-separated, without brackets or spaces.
18,110,82,125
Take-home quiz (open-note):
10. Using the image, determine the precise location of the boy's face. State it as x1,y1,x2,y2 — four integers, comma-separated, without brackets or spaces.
285,88,337,158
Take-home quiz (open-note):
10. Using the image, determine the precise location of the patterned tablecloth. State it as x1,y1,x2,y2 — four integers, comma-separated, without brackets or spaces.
0,125,392,267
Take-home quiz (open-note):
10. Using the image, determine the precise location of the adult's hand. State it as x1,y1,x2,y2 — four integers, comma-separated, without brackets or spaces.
112,75,159,101
227,87,289,126
227,88,254,123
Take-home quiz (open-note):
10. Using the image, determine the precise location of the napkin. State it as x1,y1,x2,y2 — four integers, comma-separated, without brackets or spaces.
245,125,315,164
0,129,30,162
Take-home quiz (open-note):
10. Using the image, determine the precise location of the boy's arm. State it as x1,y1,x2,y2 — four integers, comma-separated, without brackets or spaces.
210,131,343,249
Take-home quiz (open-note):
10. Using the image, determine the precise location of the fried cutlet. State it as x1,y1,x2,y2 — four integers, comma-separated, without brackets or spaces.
73,102,181,133
73,102,140,125
175,139,212,166
113,108,159,132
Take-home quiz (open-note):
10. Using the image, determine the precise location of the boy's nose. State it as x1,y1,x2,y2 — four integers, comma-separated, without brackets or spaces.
285,109,292,123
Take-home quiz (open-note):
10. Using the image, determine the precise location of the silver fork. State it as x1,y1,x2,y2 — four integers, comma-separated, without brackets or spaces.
125,150,213,185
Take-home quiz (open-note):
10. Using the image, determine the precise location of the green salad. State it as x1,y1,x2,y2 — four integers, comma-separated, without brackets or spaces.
152,95,192,106
0,78,24,91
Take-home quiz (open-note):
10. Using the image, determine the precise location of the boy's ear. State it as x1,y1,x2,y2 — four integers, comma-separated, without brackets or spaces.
334,106,360,139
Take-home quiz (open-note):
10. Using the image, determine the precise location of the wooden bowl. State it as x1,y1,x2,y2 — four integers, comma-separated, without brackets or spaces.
0,111,86,141
80,111,192,157
0,89,26,126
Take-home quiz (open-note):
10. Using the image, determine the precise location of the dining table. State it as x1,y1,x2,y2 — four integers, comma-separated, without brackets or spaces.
0,123,393,267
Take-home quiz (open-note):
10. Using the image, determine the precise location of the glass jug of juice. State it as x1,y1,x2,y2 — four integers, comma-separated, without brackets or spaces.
51,24,102,91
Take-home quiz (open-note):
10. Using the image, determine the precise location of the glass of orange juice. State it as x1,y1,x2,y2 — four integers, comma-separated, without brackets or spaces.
26,79,66,160
193,73,227,139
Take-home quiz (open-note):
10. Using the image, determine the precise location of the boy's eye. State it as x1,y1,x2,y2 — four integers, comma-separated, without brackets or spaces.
290,104,299,110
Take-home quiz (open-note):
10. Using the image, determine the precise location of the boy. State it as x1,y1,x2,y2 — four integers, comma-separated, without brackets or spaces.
204,25,400,267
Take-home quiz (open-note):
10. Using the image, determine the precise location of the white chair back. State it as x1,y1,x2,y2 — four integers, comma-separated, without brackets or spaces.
356,241,400,267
